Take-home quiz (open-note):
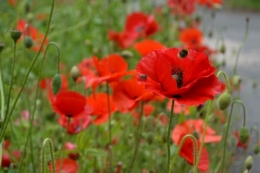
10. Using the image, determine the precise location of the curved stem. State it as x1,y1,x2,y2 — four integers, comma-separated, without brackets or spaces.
195,101,212,170
41,138,56,173
106,82,112,172
167,99,175,173
217,71,231,93
170,134,197,173
127,101,144,173
233,18,249,75
18,42,60,172
221,100,246,173
0,0,56,142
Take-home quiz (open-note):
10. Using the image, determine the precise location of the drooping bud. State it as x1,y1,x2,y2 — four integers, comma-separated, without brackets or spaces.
120,50,133,59
178,49,188,58
0,42,5,53
217,91,231,110
52,74,62,95
245,155,253,170
253,145,260,155
24,36,33,48
232,75,242,89
10,29,22,42
220,44,226,54
239,127,250,144
70,66,81,82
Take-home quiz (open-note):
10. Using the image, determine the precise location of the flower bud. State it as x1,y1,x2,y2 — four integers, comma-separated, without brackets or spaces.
239,127,250,144
253,145,260,155
52,74,62,95
217,92,231,110
232,75,241,88
0,42,5,53
120,50,133,59
24,36,33,48
245,155,253,170
10,29,22,42
220,44,226,54
193,131,200,140
70,66,81,82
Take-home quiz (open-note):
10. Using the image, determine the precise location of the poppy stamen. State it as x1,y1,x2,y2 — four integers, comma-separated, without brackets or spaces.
139,74,147,81
171,67,183,88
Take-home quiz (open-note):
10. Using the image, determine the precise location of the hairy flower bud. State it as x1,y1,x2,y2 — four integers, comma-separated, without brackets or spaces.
232,75,242,89
220,44,226,54
70,66,81,82
239,127,250,144
52,74,62,95
120,50,133,59
10,29,22,42
24,36,33,48
245,155,253,170
217,92,231,110
254,145,260,155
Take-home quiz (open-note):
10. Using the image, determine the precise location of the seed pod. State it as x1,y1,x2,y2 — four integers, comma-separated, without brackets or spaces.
24,36,33,48
239,127,250,144
52,74,62,95
10,29,22,42
217,92,231,110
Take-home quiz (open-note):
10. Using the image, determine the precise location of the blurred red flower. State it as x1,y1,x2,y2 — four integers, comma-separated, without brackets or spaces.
48,158,78,173
168,0,196,16
51,91,89,119
172,119,222,144
198,0,222,8
180,28,203,49
64,142,80,160
17,19,49,52
109,12,159,48
134,39,166,56
8,0,16,7
136,48,221,106
1,140,21,168
87,93,116,125
113,77,155,113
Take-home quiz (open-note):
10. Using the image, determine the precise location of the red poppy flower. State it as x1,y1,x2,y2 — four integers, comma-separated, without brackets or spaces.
180,28,203,49
86,54,133,91
1,141,21,168
87,93,116,125
134,39,166,56
132,104,155,125
136,48,221,106
51,91,87,119
233,131,249,149
8,0,16,7
48,158,78,173
198,0,222,8
108,12,159,48
172,119,222,144
64,142,79,160
178,135,209,172
113,77,155,113
17,19,49,52
166,99,190,115
58,114,92,134
168,0,196,16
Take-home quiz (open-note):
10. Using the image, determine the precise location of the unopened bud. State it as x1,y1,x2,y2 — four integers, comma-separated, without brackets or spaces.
193,131,200,140
52,74,62,95
70,66,81,82
239,127,250,144
24,36,33,48
120,50,133,59
10,29,22,42
232,75,242,88
217,92,231,110
245,155,253,170
254,145,260,155
220,44,226,54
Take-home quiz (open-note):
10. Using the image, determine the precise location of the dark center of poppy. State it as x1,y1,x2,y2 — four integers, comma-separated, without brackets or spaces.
191,39,197,45
178,49,188,58
139,74,147,81
171,67,183,88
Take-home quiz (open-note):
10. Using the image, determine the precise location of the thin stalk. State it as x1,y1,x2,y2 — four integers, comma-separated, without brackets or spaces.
170,134,198,173
195,101,212,170
221,100,246,173
0,0,56,142
167,99,175,173
217,71,231,93
127,101,144,173
0,57,5,168
106,82,112,172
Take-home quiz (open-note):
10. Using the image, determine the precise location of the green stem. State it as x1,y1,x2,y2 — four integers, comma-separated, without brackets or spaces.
221,100,246,173
0,0,56,142
167,99,175,173
170,134,197,173
127,101,144,173
41,138,56,173
195,101,212,171
0,54,5,168
217,71,231,93
106,82,112,172
233,18,249,75
18,42,60,172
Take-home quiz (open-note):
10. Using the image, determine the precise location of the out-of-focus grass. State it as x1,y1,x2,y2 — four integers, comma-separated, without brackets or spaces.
225,0,260,11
